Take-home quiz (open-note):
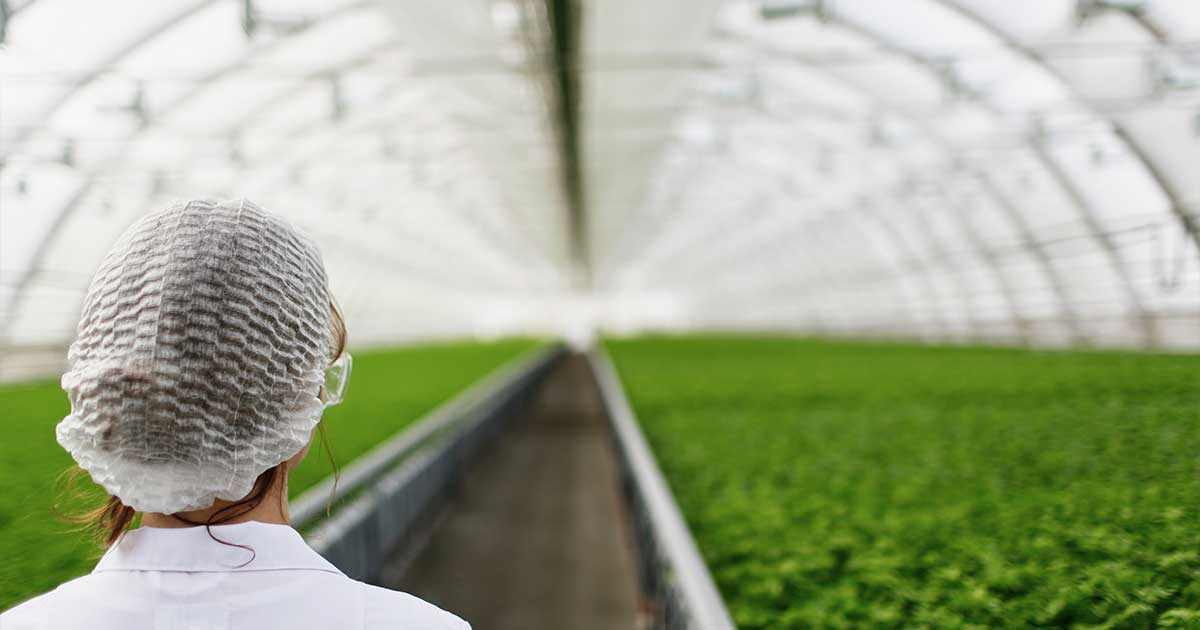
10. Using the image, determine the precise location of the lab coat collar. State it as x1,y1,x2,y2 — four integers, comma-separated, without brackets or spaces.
93,521,344,575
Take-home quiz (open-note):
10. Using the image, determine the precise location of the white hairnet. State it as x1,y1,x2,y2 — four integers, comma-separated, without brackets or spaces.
57,198,334,514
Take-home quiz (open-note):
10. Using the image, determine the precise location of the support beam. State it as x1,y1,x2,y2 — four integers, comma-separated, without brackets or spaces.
0,0,10,45
542,0,590,286
970,171,1089,346
4,0,225,156
653,44,1072,343
0,28,395,344
719,18,1150,346
934,0,1200,261
819,12,1160,346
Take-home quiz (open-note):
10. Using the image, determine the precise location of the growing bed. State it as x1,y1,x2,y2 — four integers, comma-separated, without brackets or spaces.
0,339,534,611
607,336,1200,630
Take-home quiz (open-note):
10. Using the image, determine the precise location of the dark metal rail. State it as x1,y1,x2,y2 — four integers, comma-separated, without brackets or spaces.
291,344,564,582
588,349,737,630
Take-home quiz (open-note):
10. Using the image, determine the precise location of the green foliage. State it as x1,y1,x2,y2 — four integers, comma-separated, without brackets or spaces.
0,339,535,611
288,339,536,494
607,336,1200,630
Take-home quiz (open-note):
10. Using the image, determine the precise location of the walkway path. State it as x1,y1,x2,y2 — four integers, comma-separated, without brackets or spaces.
382,355,641,630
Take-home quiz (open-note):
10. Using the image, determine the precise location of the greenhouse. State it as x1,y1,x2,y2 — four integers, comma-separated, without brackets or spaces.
1,1,1198,629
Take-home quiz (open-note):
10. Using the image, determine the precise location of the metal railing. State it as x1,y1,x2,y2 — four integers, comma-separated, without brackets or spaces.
291,343,563,582
588,350,737,630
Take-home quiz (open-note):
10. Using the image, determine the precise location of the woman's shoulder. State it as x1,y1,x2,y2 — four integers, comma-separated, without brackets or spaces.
357,581,471,630
1,573,98,626
2,572,470,629
1,591,47,627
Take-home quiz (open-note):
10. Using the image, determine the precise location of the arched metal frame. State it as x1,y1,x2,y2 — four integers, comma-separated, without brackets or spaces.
2,0,1199,365
0,0,567,351
602,0,1197,348
712,16,1156,344
938,0,1200,253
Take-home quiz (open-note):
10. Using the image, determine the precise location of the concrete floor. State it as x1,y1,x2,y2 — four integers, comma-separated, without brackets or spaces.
383,355,641,630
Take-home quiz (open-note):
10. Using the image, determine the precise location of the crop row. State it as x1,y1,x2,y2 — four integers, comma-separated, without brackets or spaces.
608,336,1200,629
0,339,535,611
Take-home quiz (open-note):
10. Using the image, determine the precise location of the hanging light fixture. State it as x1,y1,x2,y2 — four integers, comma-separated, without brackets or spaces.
1076,0,1149,23
1150,51,1200,95
241,0,312,39
96,82,148,128
761,0,828,22
930,57,979,102
58,139,75,168
0,0,10,45
1026,113,1050,146
327,74,345,122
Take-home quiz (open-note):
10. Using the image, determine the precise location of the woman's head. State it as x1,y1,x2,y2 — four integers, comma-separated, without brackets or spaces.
58,199,345,520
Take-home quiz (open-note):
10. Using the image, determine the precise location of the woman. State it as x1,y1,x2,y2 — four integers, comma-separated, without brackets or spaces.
1,199,469,630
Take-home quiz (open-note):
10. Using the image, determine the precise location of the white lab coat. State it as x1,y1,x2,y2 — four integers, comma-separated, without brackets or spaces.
0,521,469,630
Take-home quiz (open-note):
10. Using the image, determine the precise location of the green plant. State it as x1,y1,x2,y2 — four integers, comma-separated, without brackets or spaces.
608,336,1200,630
0,339,535,611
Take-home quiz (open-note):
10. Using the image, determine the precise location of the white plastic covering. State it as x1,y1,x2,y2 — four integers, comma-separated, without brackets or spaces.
2,0,1199,380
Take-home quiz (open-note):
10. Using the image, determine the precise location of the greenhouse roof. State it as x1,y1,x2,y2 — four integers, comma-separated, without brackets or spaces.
2,0,1199,379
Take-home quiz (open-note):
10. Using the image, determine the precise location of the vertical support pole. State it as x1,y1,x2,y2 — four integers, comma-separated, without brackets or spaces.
543,0,591,287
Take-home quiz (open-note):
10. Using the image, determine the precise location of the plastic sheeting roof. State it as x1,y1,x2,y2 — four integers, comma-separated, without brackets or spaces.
2,0,1199,380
